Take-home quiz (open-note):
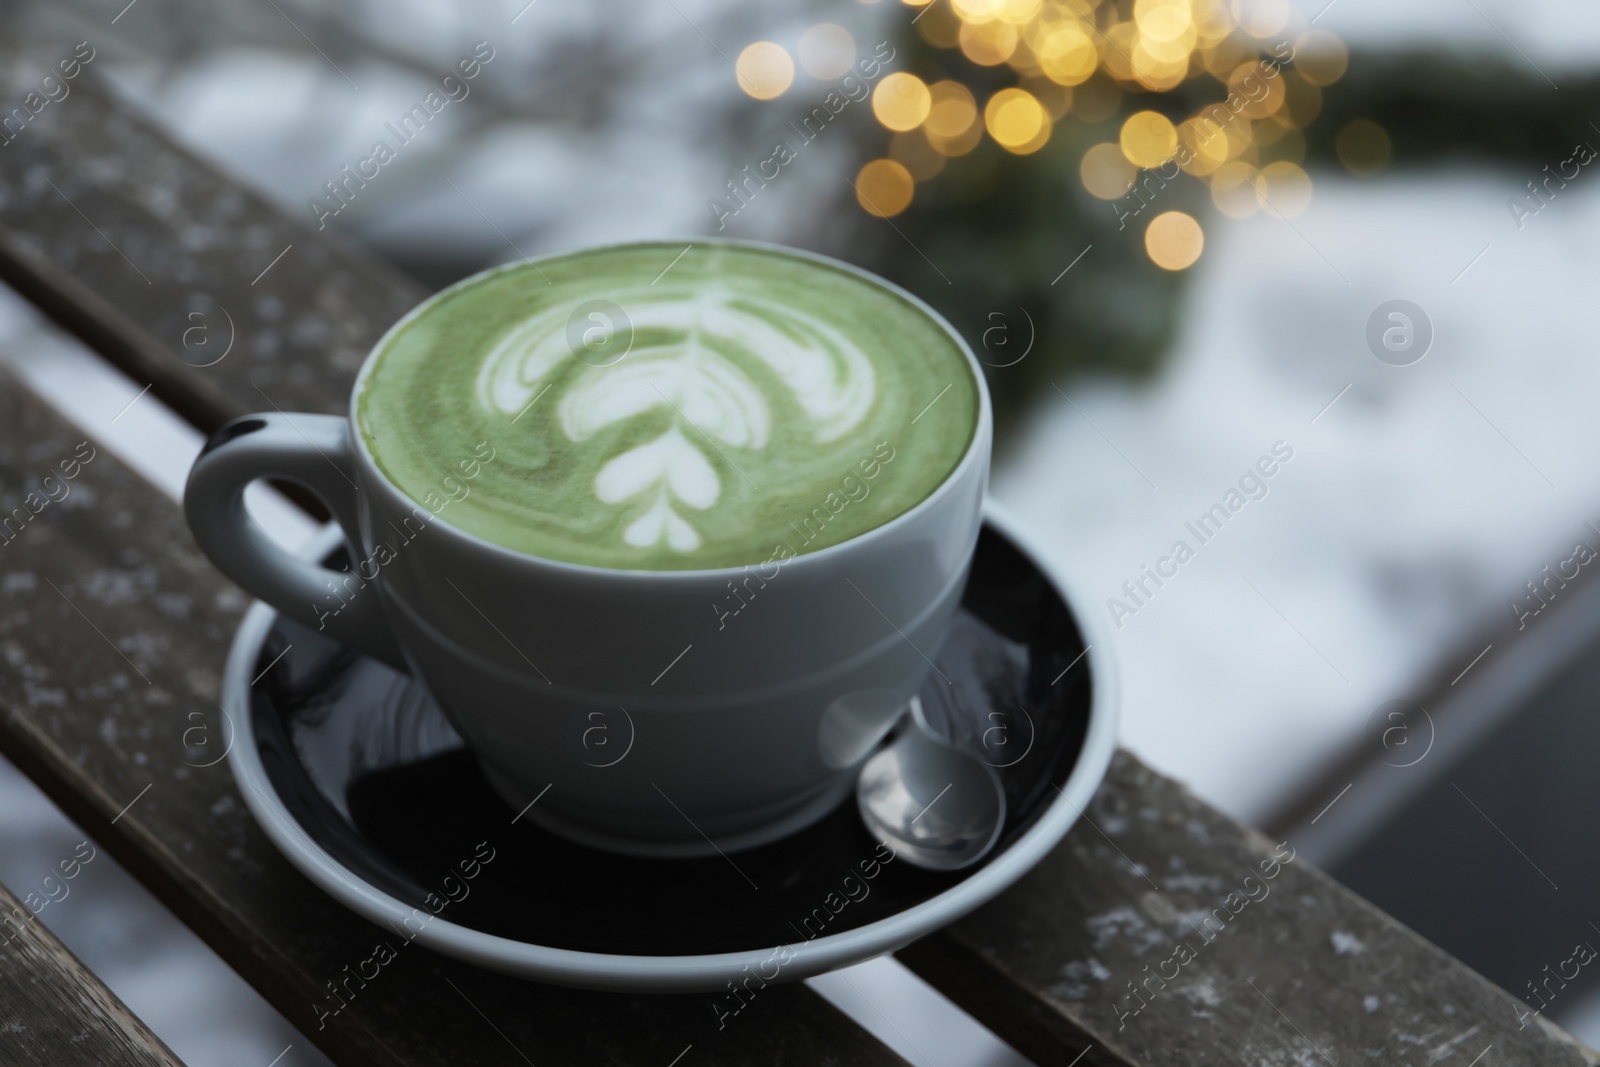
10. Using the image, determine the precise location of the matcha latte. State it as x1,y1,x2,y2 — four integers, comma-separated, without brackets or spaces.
357,243,978,571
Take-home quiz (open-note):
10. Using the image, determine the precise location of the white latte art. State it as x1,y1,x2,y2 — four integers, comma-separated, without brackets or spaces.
476,284,877,554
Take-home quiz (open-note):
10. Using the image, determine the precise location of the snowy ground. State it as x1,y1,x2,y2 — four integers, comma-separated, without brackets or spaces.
997,171,1600,824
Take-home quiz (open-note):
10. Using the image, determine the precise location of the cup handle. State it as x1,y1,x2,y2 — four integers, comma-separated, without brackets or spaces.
184,412,407,671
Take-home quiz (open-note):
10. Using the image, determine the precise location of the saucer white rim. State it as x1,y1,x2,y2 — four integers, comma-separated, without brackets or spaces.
223,502,1119,992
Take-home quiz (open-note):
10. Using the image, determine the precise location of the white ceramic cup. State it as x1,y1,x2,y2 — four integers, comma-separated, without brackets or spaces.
184,240,992,857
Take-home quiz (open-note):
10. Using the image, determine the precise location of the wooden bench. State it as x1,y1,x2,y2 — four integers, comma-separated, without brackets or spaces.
0,43,1594,1067
0,880,182,1066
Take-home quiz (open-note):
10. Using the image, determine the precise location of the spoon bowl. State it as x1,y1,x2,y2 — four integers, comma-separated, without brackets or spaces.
856,701,1006,872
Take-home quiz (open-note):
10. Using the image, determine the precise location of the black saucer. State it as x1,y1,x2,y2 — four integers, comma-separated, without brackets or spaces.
230,516,1105,984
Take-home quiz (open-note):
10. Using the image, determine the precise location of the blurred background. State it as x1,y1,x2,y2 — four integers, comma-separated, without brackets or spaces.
3,0,1600,1061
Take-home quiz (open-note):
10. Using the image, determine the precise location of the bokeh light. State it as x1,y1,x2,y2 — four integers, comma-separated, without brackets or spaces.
1034,23,1098,85
1099,22,1139,82
998,0,1044,24
731,0,1351,224
735,42,794,100
952,0,1006,21
1131,45,1190,92
1136,0,1195,43
1193,0,1234,43
1254,160,1312,217
798,24,857,80
960,18,1020,65
1227,60,1286,119
1120,110,1178,168
855,159,916,216
873,73,933,131
1081,141,1137,199
1145,210,1204,269
925,80,979,138
985,88,1051,153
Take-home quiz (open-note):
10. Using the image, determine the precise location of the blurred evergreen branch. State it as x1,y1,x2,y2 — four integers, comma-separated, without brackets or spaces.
869,128,1201,449
1293,51,1600,169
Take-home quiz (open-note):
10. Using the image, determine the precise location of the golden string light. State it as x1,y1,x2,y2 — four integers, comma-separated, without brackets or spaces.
1145,210,1204,270
873,72,934,131
734,41,793,101
855,158,916,216
735,1,1365,263
1081,141,1137,199
985,87,1051,153
1120,110,1178,169
925,80,979,138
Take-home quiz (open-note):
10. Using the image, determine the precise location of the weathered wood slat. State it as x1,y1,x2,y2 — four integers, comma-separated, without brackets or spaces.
0,878,185,1066
898,751,1599,1066
0,39,425,433
0,365,907,1067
